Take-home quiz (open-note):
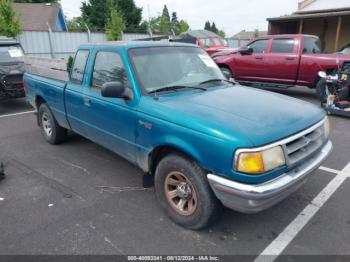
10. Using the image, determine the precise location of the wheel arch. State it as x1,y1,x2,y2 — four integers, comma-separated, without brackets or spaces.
35,95,47,109
148,144,202,176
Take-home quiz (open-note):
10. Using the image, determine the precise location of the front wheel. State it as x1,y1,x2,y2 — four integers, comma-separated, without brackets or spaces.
38,103,67,144
316,79,332,103
154,154,222,229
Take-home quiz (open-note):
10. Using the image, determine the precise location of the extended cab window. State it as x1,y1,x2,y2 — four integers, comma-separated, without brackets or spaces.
248,39,268,53
303,37,321,54
92,51,129,89
271,39,295,53
70,50,89,84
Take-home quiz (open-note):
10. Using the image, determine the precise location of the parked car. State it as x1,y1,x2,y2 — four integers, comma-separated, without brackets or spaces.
338,44,350,55
0,37,25,100
25,42,332,229
213,34,350,89
171,30,232,55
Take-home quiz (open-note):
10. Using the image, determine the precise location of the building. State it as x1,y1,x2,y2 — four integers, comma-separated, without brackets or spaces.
267,0,350,52
13,3,67,32
228,30,267,48
230,30,268,41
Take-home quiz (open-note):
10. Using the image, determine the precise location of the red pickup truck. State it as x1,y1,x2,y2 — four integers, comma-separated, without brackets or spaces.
213,34,350,89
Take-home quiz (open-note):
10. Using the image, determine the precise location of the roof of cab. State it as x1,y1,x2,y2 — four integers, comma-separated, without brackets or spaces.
79,41,197,50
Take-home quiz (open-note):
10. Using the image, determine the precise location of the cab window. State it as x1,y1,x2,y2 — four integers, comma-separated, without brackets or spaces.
92,51,129,89
271,39,295,53
303,37,321,54
70,50,89,84
248,39,268,53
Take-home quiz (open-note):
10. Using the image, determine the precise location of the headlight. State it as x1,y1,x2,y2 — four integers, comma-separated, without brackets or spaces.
324,117,330,138
235,146,286,174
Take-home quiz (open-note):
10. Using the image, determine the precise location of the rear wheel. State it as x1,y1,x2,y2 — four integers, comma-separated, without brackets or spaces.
154,154,222,229
38,103,67,144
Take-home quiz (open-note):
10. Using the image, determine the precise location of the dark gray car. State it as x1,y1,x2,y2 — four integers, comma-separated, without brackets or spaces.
0,37,25,100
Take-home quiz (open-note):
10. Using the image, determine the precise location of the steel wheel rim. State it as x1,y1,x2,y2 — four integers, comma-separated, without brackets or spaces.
164,171,197,216
42,112,52,137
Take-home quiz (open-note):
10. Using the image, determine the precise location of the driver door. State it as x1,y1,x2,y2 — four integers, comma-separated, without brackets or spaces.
234,39,269,81
81,49,138,163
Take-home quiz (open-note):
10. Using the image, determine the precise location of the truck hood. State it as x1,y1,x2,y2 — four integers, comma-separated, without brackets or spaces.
141,85,325,147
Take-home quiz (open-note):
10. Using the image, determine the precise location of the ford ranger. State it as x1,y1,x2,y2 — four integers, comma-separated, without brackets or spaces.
213,34,350,89
25,42,332,229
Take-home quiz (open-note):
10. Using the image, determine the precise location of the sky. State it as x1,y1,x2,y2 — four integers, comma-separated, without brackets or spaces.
60,0,300,37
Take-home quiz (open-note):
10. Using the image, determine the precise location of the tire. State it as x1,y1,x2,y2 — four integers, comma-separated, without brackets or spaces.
220,67,232,80
155,154,222,229
38,103,67,144
316,79,329,103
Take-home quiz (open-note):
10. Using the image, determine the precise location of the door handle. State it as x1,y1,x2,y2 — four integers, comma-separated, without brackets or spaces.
83,97,91,106
285,57,295,61
255,56,263,60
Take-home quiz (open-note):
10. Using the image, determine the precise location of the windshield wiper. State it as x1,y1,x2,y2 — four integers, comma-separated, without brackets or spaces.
148,85,206,94
198,78,236,86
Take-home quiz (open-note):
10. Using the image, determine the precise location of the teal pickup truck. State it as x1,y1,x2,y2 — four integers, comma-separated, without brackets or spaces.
25,42,332,229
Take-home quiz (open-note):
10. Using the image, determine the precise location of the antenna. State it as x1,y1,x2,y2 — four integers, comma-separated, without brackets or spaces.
147,4,153,37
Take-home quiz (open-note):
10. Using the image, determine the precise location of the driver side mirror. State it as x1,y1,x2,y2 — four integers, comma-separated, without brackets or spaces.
101,81,133,100
239,47,253,55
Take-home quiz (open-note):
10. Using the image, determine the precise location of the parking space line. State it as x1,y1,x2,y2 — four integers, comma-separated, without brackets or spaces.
0,110,35,119
319,166,340,174
255,163,350,262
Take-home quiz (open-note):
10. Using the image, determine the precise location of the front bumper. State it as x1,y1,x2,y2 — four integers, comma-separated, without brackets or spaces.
207,140,332,213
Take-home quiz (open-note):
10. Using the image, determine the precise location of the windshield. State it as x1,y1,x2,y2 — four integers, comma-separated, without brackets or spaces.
0,45,24,61
199,38,212,47
199,38,224,47
339,46,350,54
129,46,225,94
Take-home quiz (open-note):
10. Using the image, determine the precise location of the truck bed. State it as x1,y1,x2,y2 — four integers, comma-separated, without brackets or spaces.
24,72,69,129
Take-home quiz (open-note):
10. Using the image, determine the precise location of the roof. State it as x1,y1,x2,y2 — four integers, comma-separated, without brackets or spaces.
180,30,220,39
79,41,197,50
230,30,268,40
267,9,350,22
298,0,350,13
13,3,63,31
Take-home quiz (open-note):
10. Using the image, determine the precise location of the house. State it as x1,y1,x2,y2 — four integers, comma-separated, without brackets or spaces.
13,3,67,32
228,30,267,48
230,30,268,41
267,0,350,52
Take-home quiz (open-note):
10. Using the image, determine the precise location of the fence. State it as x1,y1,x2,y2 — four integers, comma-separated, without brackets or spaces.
17,31,155,60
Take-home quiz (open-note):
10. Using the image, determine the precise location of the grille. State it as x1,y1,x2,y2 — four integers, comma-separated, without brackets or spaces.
283,124,326,166
2,74,22,85
342,62,350,74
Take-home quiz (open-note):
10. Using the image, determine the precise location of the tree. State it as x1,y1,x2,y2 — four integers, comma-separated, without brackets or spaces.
211,22,218,34
0,0,21,38
253,28,260,38
105,8,125,41
81,0,142,32
114,0,142,32
14,0,56,2
218,30,225,38
81,0,108,31
204,21,211,31
178,20,189,33
170,12,180,35
159,5,170,34
66,17,86,32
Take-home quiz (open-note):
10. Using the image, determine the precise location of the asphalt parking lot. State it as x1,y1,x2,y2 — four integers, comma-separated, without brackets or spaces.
0,87,349,260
